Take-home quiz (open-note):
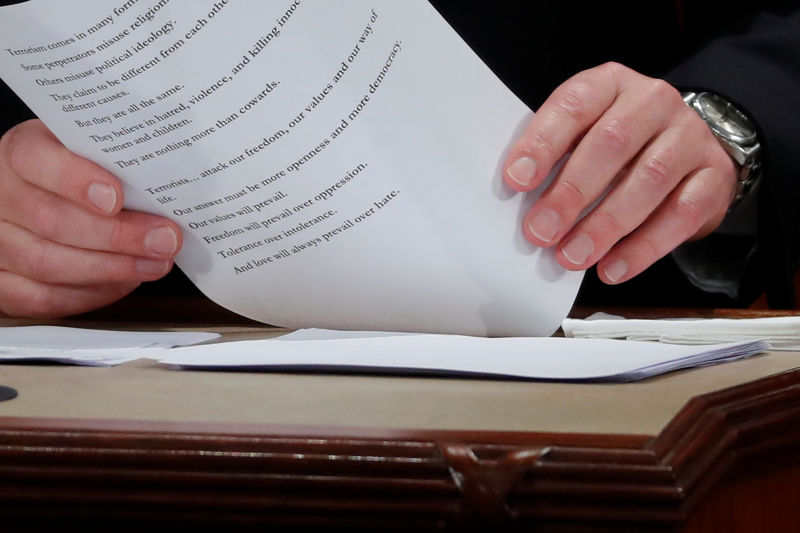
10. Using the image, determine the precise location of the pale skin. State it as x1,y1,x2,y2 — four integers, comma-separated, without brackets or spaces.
0,118,182,317
0,63,736,317
503,62,738,284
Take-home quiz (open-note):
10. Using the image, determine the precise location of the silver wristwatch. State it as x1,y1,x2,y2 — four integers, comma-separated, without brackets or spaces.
682,91,761,206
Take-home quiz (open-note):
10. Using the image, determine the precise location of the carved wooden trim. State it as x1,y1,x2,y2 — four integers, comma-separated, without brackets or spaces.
1,367,800,530
440,442,541,527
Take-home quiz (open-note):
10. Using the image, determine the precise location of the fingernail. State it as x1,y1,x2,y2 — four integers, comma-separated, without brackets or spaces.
562,233,594,265
136,258,170,277
88,183,117,214
144,226,178,256
527,209,560,243
506,157,537,188
603,259,628,283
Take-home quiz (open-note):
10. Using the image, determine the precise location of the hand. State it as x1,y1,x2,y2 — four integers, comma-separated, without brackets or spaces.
0,119,182,317
503,62,737,284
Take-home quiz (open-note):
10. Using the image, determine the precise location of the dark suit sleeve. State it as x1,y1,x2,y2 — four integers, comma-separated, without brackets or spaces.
666,9,800,307
1,78,35,133
0,1,35,133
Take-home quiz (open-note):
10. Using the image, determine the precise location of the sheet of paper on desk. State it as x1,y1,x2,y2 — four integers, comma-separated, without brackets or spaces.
0,1,582,338
0,326,219,366
563,314,800,350
158,333,770,382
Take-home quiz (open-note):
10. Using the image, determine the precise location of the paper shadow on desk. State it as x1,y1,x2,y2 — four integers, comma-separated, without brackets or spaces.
161,363,750,383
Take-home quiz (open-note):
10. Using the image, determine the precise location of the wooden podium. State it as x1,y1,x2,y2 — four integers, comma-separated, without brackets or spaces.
1,303,799,531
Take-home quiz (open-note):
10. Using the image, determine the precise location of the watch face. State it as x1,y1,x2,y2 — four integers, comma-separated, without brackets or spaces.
696,93,757,144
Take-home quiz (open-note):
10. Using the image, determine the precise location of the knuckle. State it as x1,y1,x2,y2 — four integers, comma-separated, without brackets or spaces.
597,61,627,77
1,125,28,177
521,131,557,161
553,81,591,120
594,61,632,85
597,119,630,152
646,78,678,101
20,240,53,281
55,151,85,197
107,218,127,252
590,209,626,239
638,235,664,264
638,149,674,187
673,194,705,232
552,179,587,206
29,200,61,240
16,287,55,318
0,270,61,319
99,256,126,281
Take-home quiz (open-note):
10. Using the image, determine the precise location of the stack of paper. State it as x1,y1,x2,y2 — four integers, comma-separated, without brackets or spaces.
0,325,774,381
562,313,800,350
0,326,219,366
158,329,770,382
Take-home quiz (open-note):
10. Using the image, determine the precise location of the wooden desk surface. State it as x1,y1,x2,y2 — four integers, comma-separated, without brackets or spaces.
1,303,799,531
2,332,800,436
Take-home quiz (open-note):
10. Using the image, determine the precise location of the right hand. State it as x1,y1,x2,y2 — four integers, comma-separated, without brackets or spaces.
502,63,736,285
0,119,182,318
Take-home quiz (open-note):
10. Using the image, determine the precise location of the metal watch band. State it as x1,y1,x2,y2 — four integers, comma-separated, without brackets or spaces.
682,91,761,206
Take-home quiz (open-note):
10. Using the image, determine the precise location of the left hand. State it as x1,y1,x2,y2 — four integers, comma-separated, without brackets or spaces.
503,62,737,284
0,119,182,318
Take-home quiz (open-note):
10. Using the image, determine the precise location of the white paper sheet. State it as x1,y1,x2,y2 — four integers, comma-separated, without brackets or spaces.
0,1,583,337
562,314,800,350
158,333,770,382
0,325,218,366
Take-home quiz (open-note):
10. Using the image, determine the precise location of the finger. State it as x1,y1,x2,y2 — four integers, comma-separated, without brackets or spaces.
0,270,139,319
553,119,712,269
0,119,123,215
503,63,623,191
0,179,181,258
522,78,682,248
595,166,735,284
0,220,174,285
